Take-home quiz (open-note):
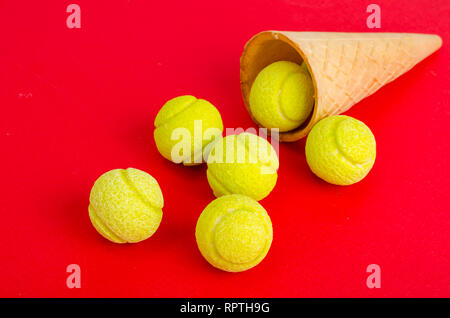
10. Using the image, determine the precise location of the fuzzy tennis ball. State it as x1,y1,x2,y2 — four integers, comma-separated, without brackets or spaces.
89,168,163,243
195,194,273,272
154,95,223,165
206,132,279,201
305,115,376,185
249,60,315,132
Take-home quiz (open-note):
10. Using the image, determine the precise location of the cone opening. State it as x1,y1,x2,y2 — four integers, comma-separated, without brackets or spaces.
240,31,319,141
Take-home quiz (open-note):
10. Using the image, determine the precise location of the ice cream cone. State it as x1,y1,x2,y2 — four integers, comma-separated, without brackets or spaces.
240,31,442,141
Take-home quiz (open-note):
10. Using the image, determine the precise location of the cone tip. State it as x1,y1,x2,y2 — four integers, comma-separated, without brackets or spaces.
414,33,443,59
433,34,443,50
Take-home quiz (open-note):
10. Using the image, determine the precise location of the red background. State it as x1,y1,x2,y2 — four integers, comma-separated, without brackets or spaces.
0,0,449,297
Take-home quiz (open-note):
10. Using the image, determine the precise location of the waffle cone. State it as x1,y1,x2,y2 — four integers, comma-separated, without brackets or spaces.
240,31,442,141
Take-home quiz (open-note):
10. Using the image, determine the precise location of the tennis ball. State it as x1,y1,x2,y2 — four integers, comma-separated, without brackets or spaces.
154,95,224,165
305,115,376,185
195,194,273,272
301,61,310,75
206,132,279,201
249,61,315,132
89,168,163,243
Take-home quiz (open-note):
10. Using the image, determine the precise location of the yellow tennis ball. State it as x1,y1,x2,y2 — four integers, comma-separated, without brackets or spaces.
206,132,279,201
88,168,163,243
195,194,273,272
154,95,224,165
249,61,315,132
305,115,376,185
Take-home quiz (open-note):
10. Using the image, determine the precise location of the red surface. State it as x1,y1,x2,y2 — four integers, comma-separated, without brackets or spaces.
0,0,449,298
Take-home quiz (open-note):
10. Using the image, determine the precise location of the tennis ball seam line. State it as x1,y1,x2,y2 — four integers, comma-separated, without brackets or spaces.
207,169,232,196
120,169,161,212
154,97,199,128
211,208,268,266
276,70,305,124
89,204,127,243
332,120,372,168
211,219,239,265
